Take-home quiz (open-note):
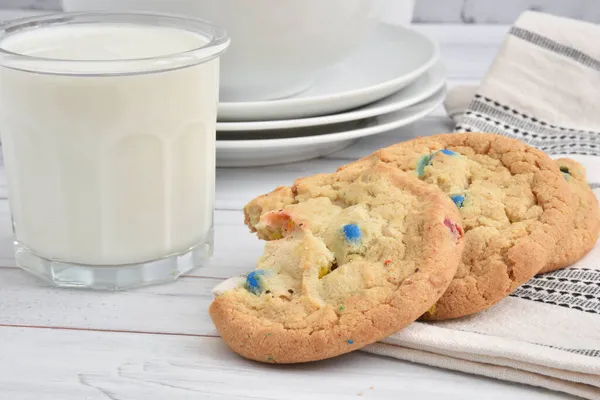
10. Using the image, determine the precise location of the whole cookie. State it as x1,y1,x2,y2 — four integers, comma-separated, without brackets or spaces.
539,158,600,273
244,133,573,320
211,164,464,363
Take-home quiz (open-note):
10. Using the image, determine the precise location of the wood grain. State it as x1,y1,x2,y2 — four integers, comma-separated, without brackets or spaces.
0,327,573,400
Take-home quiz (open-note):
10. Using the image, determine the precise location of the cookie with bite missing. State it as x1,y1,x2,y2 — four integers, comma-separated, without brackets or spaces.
244,132,574,321
210,164,464,363
539,158,600,273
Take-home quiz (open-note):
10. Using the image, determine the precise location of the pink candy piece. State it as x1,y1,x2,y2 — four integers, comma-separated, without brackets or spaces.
443,218,463,241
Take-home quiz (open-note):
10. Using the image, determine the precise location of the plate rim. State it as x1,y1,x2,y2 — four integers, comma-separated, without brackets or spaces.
217,86,446,150
217,61,446,132
218,24,440,120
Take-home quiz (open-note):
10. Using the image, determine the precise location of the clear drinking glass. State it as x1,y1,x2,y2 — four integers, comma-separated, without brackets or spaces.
0,12,229,290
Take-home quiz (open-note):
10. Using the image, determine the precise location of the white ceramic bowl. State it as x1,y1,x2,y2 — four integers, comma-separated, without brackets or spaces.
62,0,381,102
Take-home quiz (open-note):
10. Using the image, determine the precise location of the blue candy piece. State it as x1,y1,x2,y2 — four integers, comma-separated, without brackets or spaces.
417,150,458,177
440,149,456,156
450,194,465,208
342,224,362,242
347,339,354,345
416,154,432,177
245,270,265,295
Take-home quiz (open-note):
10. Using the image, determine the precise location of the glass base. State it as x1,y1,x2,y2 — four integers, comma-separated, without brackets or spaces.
14,236,213,291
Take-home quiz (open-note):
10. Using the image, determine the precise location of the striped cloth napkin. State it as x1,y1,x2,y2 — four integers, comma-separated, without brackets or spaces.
362,11,600,400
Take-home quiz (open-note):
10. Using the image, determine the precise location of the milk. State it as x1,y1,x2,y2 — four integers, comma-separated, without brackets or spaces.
0,23,222,266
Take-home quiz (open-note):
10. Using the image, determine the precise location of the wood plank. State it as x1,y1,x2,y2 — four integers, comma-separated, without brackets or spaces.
0,268,220,335
203,210,263,278
0,326,574,400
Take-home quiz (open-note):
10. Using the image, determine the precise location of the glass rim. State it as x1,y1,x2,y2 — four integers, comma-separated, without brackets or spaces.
0,11,230,75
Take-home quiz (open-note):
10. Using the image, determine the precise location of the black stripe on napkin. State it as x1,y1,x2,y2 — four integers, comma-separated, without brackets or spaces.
470,95,600,135
510,26,600,71
544,345,600,358
468,99,600,142
455,95,600,156
510,268,600,315
456,117,599,155
456,119,599,156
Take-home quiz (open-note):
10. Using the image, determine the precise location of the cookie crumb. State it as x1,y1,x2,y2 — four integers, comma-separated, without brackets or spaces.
369,386,374,390
358,391,364,396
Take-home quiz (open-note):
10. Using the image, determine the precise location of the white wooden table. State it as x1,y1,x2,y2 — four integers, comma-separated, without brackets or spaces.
0,14,578,399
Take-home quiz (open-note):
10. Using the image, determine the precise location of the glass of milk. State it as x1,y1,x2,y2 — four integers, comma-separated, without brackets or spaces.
0,13,229,290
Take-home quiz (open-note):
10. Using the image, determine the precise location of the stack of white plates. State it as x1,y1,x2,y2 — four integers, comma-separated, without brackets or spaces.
217,24,445,167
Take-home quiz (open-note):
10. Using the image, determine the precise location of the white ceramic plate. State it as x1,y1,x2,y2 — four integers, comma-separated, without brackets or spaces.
216,87,445,167
218,23,440,122
217,61,446,133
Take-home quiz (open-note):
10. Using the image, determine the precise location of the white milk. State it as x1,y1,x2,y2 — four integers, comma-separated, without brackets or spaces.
0,24,220,265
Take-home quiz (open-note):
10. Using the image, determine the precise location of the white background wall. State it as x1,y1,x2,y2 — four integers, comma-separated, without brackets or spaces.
0,0,599,24
413,0,600,23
